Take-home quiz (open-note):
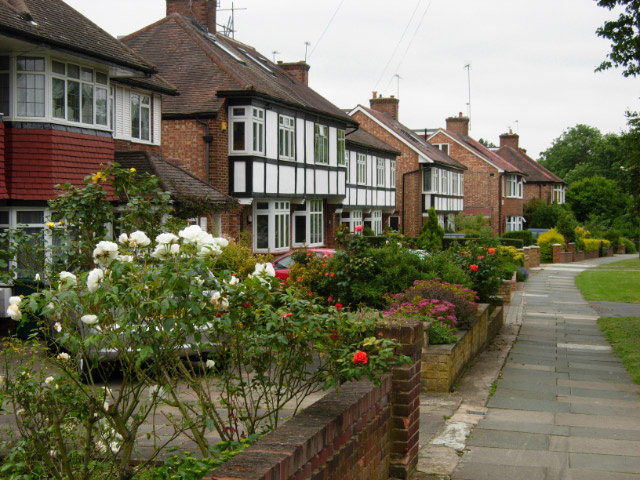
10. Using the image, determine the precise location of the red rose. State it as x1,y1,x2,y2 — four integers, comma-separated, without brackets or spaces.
282,312,293,318
328,296,333,302
354,225,363,233
243,302,251,308
353,351,368,364
469,264,479,272
488,248,496,255
335,303,343,311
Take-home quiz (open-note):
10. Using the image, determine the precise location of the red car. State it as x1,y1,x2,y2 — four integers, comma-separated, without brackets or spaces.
272,248,335,281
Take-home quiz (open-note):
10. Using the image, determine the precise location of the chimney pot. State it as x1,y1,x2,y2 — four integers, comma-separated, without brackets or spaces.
446,114,470,137
372,91,378,99
499,131,520,149
370,94,400,121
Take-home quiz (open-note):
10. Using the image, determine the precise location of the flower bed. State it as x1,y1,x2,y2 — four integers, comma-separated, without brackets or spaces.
421,303,504,392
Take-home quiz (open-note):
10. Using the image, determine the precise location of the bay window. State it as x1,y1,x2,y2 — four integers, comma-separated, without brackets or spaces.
254,200,290,252
131,93,151,141
252,107,265,154
357,153,366,185
279,114,295,160
17,56,45,117
230,107,247,152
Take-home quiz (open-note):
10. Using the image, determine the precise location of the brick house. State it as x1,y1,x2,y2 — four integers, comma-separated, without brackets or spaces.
123,0,372,254
0,0,233,314
350,95,466,237
428,114,527,235
495,131,566,206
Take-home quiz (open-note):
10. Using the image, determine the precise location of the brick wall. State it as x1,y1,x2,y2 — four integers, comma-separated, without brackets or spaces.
113,139,162,156
5,126,113,200
205,319,424,480
351,111,423,237
162,119,208,181
524,183,553,205
429,132,502,234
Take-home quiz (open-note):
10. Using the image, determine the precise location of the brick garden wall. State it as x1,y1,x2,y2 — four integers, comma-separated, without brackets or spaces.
205,319,424,480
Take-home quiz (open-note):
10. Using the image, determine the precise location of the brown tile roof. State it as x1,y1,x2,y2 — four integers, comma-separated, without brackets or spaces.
346,128,400,157
123,14,355,124
438,129,525,174
0,0,155,74
115,151,236,209
496,145,565,184
354,106,466,170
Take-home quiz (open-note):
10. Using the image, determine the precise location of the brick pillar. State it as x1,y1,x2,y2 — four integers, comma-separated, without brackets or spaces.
382,320,424,479
552,244,563,264
530,246,540,268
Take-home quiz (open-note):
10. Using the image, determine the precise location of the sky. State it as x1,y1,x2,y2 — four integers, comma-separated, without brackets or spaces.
65,0,639,159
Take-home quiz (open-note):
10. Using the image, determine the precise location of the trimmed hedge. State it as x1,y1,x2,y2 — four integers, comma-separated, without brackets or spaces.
583,238,611,252
537,228,564,262
499,238,524,248
501,230,533,246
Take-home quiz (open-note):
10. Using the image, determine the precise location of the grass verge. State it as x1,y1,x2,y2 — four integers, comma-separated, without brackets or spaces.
576,260,640,303
598,317,640,385
593,258,640,270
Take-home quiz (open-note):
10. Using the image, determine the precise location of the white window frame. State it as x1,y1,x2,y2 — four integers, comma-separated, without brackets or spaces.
253,200,290,253
552,185,566,204
452,172,459,195
16,56,45,118
376,158,385,187
252,107,265,154
314,124,328,164
130,92,151,142
371,210,383,235
506,215,524,232
308,199,323,246
390,160,396,188
341,210,363,233
278,114,295,161
357,153,367,185
0,207,52,277
506,174,523,199
337,130,346,166
230,106,248,154
442,170,449,195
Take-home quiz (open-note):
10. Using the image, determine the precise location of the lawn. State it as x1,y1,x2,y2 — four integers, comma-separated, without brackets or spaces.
576,259,640,303
598,317,640,385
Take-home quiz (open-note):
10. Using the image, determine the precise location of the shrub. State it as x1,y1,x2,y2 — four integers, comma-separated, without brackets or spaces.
584,238,611,251
383,296,459,344
516,267,529,282
502,261,517,280
524,199,565,228
604,228,622,248
501,230,533,246
417,207,444,250
537,228,565,262
362,225,375,236
555,208,579,243
449,242,505,302
622,237,638,253
455,212,492,237
384,279,478,330
498,245,525,267
428,320,458,345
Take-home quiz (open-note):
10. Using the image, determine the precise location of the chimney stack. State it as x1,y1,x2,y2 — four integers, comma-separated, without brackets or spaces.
500,130,520,150
369,93,399,121
445,112,469,137
166,0,216,33
277,61,310,86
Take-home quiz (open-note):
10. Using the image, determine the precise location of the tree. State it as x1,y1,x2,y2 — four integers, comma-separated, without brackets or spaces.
595,0,640,77
538,124,626,186
478,138,497,148
566,175,630,223
417,207,444,250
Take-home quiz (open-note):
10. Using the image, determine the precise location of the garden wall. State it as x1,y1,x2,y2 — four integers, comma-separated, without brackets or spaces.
421,303,503,393
205,320,424,480
522,246,540,269
552,243,614,264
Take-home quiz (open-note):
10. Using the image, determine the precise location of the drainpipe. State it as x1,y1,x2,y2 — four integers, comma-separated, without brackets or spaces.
402,168,423,236
196,118,212,183
498,173,503,235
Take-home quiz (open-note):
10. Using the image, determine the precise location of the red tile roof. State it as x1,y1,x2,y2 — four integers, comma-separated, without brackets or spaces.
123,15,354,124
0,0,156,74
496,145,565,184
354,106,466,170
346,128,400,157
436,129,525,174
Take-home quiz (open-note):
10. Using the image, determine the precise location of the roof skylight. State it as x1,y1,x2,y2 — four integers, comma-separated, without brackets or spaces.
207,33,245,64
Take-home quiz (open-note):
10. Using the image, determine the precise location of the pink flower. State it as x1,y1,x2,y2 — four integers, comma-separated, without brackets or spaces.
354,225,363,233
477,255,485,260
282,312,293,318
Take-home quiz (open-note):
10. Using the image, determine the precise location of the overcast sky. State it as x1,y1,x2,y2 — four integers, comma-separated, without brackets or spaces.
66,0,639,159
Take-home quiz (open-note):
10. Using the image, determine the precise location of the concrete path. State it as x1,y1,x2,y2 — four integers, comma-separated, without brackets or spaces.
452,255,640,480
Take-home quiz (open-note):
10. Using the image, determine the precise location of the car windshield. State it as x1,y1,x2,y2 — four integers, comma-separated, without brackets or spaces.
274,255,296,269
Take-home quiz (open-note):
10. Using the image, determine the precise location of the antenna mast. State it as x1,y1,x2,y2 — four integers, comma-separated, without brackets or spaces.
304,41,311,63
464,63,471,130
218,2,246,38
394,73,402,98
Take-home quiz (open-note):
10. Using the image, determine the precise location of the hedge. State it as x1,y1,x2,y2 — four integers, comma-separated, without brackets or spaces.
501,230,533,246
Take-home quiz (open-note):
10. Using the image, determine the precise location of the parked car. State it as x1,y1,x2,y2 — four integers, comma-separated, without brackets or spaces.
272,248,334,281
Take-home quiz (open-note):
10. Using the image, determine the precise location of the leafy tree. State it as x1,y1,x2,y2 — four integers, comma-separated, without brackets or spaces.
595,0,640,77
566,175,630,223
524,199,567,228
478,138,497,148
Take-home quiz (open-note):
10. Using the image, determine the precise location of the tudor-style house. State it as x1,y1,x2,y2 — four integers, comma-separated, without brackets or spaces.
495,131,566,207
123,0,380,254
349,94,466,236
427,114,527,235
0,0,233,318
343,129,398,234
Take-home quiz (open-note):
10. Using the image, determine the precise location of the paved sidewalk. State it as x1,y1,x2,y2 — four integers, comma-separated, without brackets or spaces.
453,255,640,480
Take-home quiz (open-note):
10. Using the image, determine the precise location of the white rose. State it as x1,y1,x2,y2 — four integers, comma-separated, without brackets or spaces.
155,232,179,244
96,441,107,454
179,225,203,244
56,352,70,362
92,241,119,266
205,359,216,369
34,273,41,282
151,244,170,259
49,450,57,458
53,322,62,333
8,296,21,306
129,231,151,247
45,376,54,384
170,243,180,255
118,255,133,263
213,237,229,249
59,271,77,287
220,297,229,310
109,441,120,453
198,244,222,257
228,275,240,286
6,304,21,321
118,233,129,245
253,262,275,278
81,314,98,326
209,291,221,307
87,268,104,293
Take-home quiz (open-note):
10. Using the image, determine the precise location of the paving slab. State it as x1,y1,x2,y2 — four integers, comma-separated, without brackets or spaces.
457,446,568,469
454,462,547,480
467,429,550,450
570,452,640,474
475,420,570,436
549,435,640,456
